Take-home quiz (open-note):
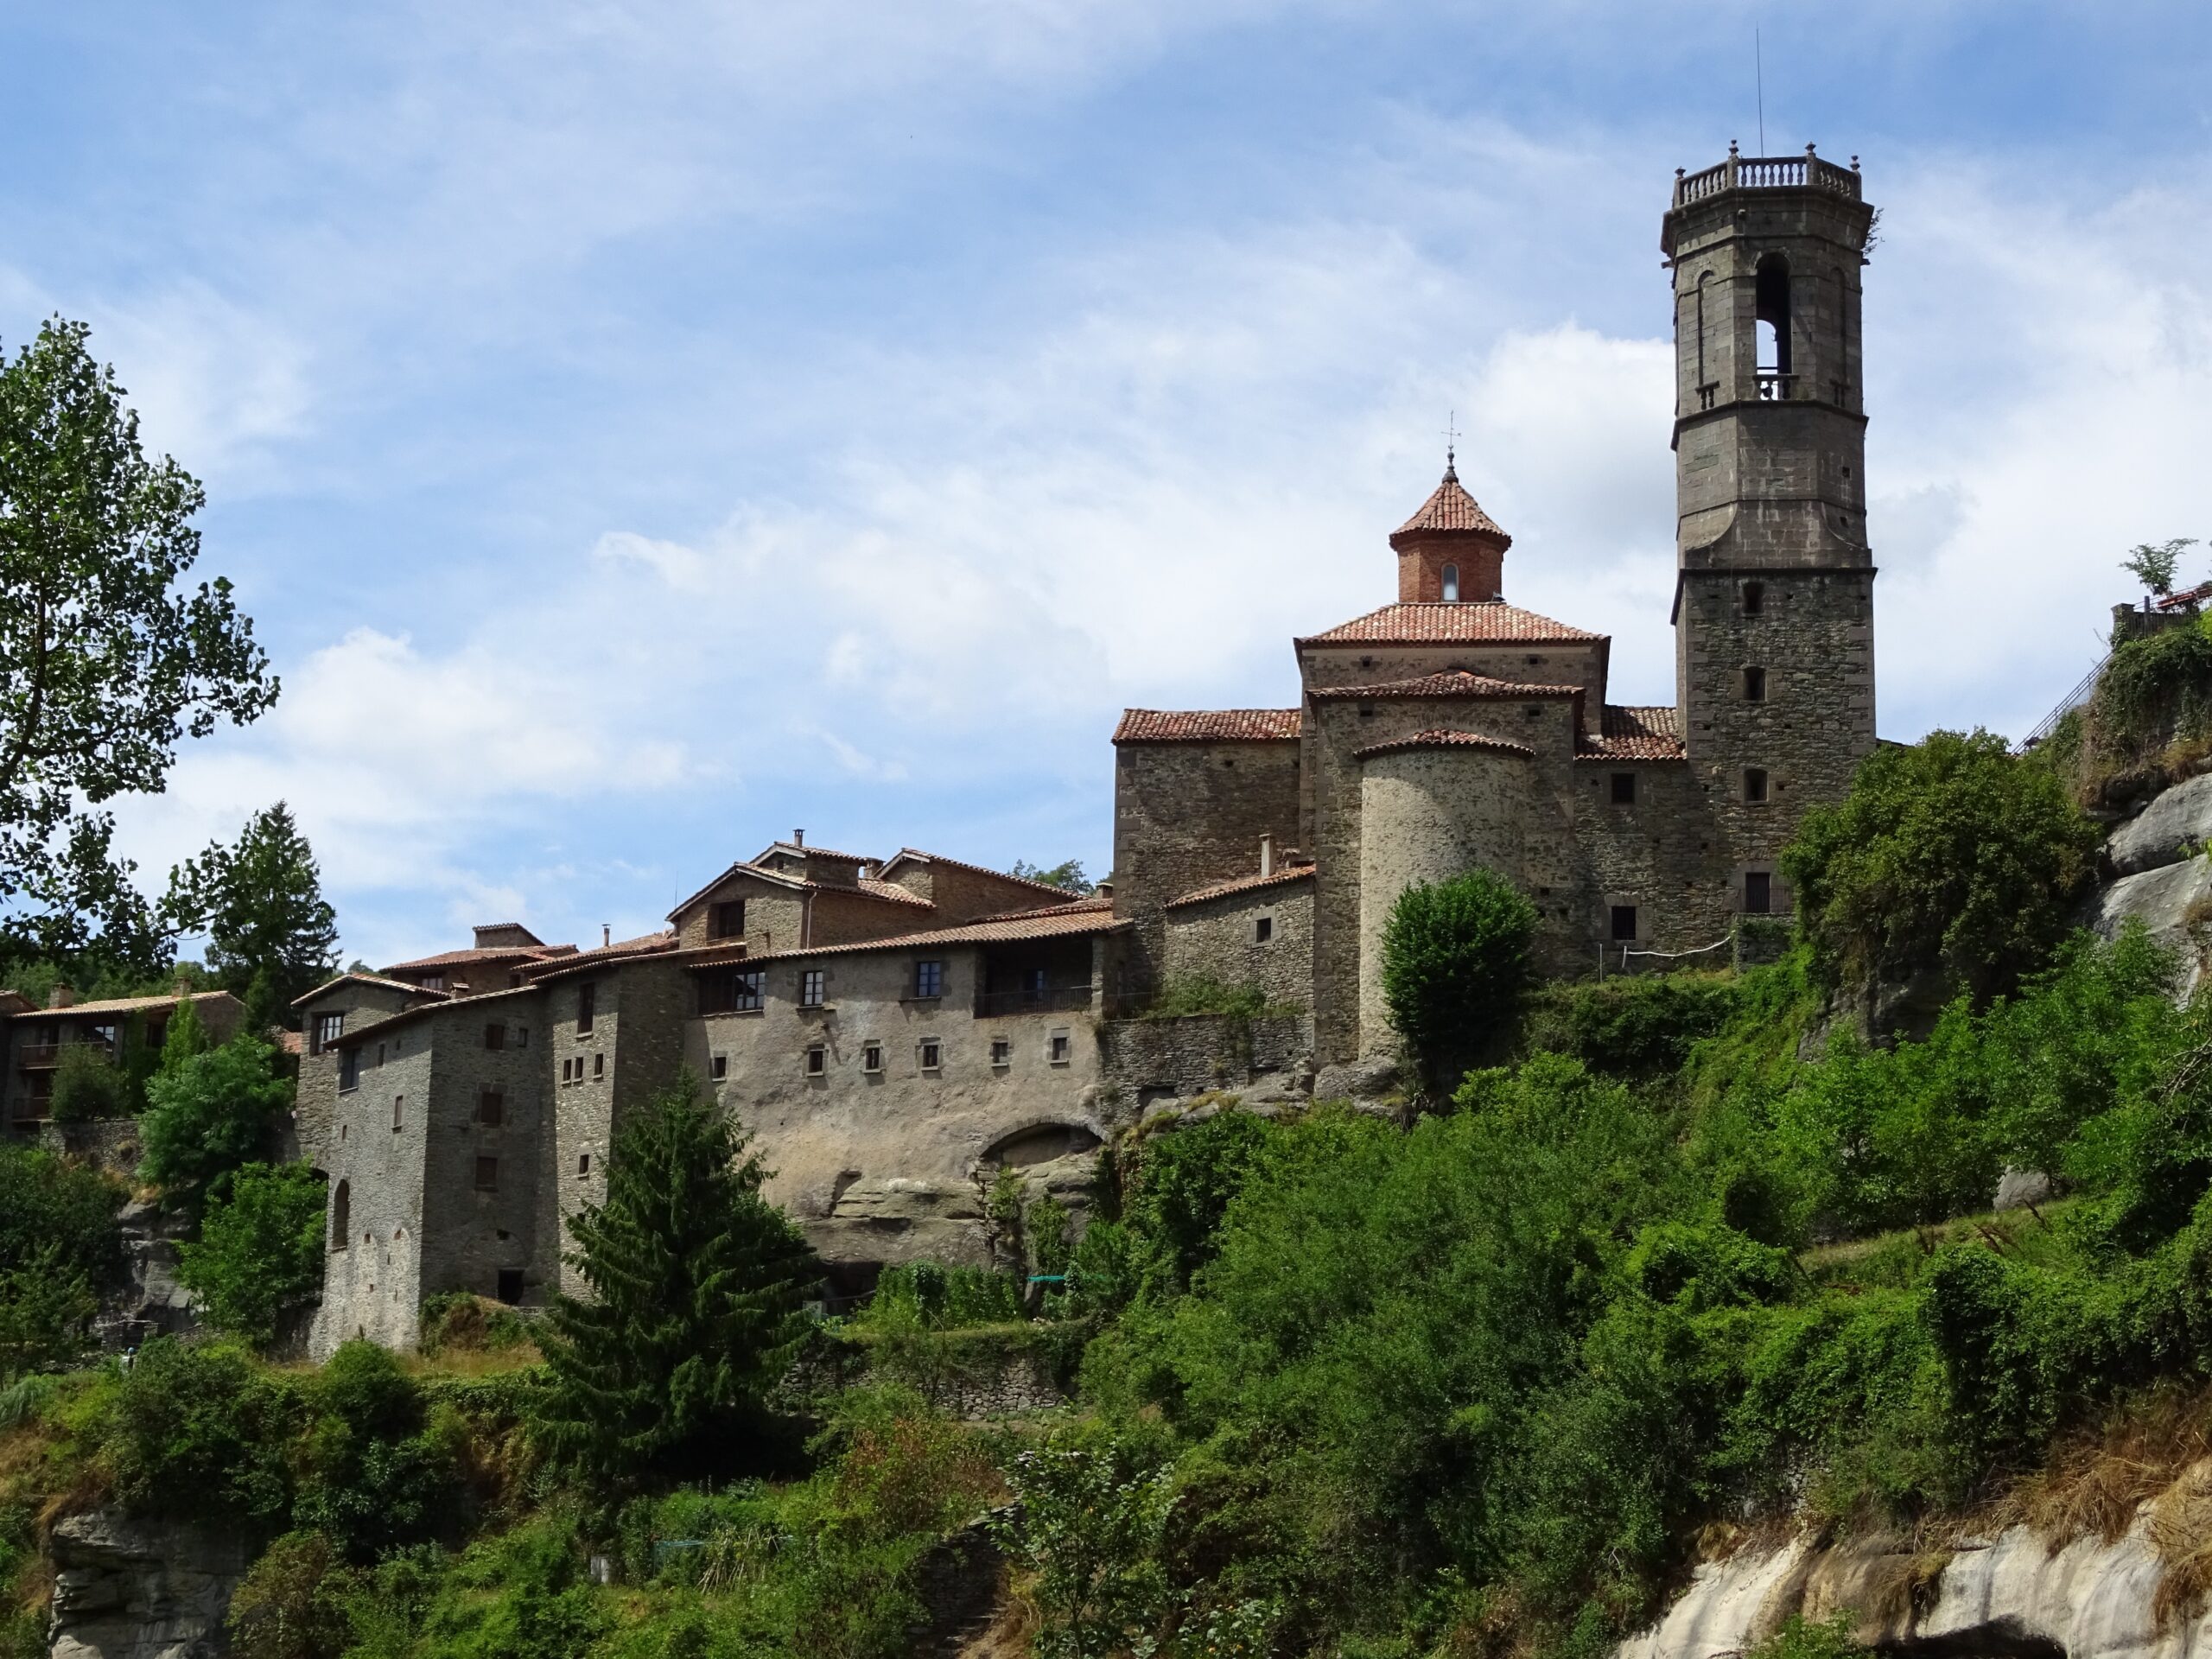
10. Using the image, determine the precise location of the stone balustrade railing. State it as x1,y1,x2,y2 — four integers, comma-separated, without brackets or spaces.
1673,143,1862,207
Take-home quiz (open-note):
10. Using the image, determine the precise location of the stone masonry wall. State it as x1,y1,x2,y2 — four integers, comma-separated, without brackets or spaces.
313,1038,434,1355
1161,877,1314,1010
692,943,1113,1270
1113,739,1302,989
1100,1013,1313,1104
415,992,552,1312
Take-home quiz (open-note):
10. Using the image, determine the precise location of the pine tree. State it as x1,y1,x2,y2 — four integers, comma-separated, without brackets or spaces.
538,1072,817,1487
168,802,339,1015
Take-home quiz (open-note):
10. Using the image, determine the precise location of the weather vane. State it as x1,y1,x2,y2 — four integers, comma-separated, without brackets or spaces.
1443,410,1459,472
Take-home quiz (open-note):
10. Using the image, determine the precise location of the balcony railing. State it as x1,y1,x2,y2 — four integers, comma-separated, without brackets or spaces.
973,984,1096,1019
1673,145,1862,208
1756,370,1797,401
15,1044,59,1068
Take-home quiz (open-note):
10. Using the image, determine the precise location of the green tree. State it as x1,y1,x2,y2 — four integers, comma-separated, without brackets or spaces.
139,1033,293,1209
48,1039,128,1122
2121,537,2195,601
0,1243,98,1378
1012,858,1097,894
1380,868,1540,1094
0,318,276,979
990,1439,1175,1659
168,803,338,1015
1782,729,2104,1004
177,1163,327,1347
159,993,211,1072
537,1072,817,1487
0,1141,124,1287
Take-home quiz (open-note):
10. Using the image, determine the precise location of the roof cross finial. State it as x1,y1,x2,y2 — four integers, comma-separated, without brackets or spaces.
1442,410,1459,479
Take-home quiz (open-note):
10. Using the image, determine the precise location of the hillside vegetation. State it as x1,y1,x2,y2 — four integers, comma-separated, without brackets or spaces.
10,728,2212,1659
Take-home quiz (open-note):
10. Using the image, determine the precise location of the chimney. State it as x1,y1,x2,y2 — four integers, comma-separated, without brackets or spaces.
1260,834,1274,878
175,974,193,1000
1096,878,1115,903
793,829,805,847
602,924,612,948
48,984,74,1009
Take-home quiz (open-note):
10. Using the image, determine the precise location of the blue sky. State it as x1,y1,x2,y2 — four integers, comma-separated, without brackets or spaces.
7,3,2211,967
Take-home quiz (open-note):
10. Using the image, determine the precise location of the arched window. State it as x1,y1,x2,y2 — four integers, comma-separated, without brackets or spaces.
1755,254,1792,395
1440,563,1460,603
331,1180,350,1250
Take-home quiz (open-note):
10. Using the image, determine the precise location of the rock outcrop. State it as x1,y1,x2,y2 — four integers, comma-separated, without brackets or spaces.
1620,1510,2204,1659
97,1201,200,1353
48,1508,247,1659
2089,856,2212,1000
2108,772,2212,878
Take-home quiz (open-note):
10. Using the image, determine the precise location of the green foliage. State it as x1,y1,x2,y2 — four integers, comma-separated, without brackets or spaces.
1380,868,1539,1093
2121,537,2195,598
159,992,211,1071
990,1435,1175,1659
0,316,276,977
292,1344,460,1562
102,1338,299,1528
1122,1111,1273,1294
137,1032,294,1208
537,1072,817,1489
178,1163,327,1347
1142,975,1272,1020
1783,729,2103,1002
0,1140,123,1288
1522,970,1744,1078
2086,612,2212,768
1746,1614,1871,1659
48,1039,128,1122
168,803,339,1015
1011,858,1097,895
418,1293,533,1358
859,1262,1022,1331
0,1243,96,1379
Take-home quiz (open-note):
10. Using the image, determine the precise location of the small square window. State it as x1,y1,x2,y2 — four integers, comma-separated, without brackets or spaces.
484,1022,505,1051
862,1042,883,1073
1255,916,1274,944
474,1156,498,1192
804,1046,827,1077
313,1012,344,1055
1743,665,1767,702
392,1095,406,1130
799,969,825,1007
912,961,943,999
1523,704,1542,720
1049,1033,1071,1065
1744,767,1770,804
593,1052,604,1078
990,1039,1012,1067
514,1026,528,1048
477,1090,504,1127
577,1154,591,1177
735,970,764,1013
1611,772,1636,805
1745,872,1772,914
711,1054,728,1080
1610,905,1639,943
561,1057,571,1083
919,1039,942,1072
710,899,746,940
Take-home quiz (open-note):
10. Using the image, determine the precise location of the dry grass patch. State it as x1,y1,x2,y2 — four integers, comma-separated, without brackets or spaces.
1993,1381,2212,1548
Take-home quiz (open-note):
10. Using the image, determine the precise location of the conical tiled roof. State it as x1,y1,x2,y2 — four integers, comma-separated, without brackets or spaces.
1390,460,1511,549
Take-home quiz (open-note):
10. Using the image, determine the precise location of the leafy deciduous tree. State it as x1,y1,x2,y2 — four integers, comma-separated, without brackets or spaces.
537,1072,817,1486
177,1162,328,1347
1782,729,2104,1004
2121,537,2196,601
1380,868,1540,1095
139,1033,294,1209
1011,859,1098,895
0,318,276,978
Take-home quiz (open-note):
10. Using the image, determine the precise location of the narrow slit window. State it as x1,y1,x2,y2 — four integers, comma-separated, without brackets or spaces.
919,1039,942,1072
1742,581,1764,616
331,1181,350,1250
1440,562,1460,603
804,1046,827,1077
862,1042,883,1074
1744,665,1766,702
593,1052,604,1079
576,981,596,1035
392,1095,405,1131
710,1054,728,1080
577,1154,590,1177
1255,916,1274,944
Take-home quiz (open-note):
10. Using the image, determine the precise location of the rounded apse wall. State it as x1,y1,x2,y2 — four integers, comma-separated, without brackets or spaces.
1356,738,1530,1057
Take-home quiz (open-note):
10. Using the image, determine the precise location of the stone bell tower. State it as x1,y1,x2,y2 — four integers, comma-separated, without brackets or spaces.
1662,143,1878,899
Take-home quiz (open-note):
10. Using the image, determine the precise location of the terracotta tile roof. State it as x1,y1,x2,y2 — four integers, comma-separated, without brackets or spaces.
752,840,873,866
1577,704,1687,761
520,931,681,983
1390,463,1511,547
969,895,1115,925
880,849,1095,905
1166,866,1316,908
1311,669,1573,702
28,988,244,1019
382,944,576,976
1355,728,1537,761
854,878,937,909
291,971,450,1009
1296,601,1604,647
1112,709,1303,743
684,901,1127,971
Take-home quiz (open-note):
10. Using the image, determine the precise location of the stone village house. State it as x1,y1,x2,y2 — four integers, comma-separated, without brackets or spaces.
3,149,1881,1355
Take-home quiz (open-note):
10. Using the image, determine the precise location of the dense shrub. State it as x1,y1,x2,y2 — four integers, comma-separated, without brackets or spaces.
1783,729,2103,1003
102,1338,298,1528
0,1141,124,1287
1381,868,1540,1093
1121,1111,1274,1295
178,1162,327,1347
291,1342,461,1561
1522,970,1744,1078
48,1041,129,1122
861,1262,1022,1331
0,1245,98,1379
138,1033,294,1208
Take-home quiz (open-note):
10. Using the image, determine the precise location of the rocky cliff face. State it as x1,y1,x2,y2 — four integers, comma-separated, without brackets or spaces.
1621,1511,2202,1659
2090,771,2212,1000
47,1509,246,1659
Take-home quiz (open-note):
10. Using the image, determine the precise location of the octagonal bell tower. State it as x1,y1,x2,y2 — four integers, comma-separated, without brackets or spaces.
1663,143,1878,899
